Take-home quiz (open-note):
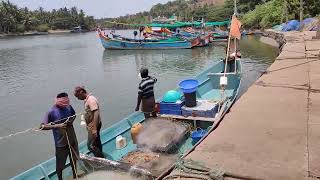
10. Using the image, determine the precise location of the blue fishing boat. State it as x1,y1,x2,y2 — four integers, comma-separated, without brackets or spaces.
11,59,242,180
98,29,192,50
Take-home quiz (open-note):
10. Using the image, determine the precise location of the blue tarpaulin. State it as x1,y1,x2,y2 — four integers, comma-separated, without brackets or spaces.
282,20,300,31
272,23,286,31
301,18,320,31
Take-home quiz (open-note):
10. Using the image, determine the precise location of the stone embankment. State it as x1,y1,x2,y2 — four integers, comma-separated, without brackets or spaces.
169,30,320,180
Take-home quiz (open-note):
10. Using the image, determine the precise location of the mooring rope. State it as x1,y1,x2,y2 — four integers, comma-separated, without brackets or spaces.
65,118,79,180
0,112,85,142
163,159,265,180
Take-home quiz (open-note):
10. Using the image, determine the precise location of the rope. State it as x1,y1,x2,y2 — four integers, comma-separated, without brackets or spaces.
65,119,79,180
0,112,85,142
0,127,40,141
163,159,264,180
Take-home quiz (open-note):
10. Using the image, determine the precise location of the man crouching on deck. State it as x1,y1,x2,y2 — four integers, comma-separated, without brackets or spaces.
135,67,157,118
74,86,104,158
40,92,79,180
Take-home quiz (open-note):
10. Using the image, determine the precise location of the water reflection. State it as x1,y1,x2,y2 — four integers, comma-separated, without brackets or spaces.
101,46,222,78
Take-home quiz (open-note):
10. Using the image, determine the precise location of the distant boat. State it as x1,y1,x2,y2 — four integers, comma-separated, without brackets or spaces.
210,31,229,42
176,31,210,47
97,29,192,50
193,34,211,47
70,26,89,33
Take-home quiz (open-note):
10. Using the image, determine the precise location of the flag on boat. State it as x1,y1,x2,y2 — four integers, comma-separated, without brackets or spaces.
230,15,242,39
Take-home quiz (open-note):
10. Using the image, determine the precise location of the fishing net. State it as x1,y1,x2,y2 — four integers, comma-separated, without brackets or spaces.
121,150,179,177
76,119,191,179
79,154,153,180
79,171,142,180
136,118,190,152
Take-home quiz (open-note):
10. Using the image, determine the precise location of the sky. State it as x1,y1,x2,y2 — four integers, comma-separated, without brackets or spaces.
8,0,172,18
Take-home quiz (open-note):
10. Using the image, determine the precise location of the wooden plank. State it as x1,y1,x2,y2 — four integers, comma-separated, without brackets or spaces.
158,114,216,122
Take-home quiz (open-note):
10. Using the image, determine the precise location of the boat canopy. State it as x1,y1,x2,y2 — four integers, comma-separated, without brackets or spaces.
104,20,231,28
139,20,230,28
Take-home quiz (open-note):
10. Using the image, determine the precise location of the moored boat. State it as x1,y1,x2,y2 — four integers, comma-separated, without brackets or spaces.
11,58,242,180
70,26,89,33
97,29,192,50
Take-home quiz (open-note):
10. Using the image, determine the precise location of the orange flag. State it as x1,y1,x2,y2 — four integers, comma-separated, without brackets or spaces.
230,15,242,39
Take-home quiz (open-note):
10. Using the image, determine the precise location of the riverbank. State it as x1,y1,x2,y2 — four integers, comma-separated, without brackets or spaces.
166,31,320,179
0,30,72,38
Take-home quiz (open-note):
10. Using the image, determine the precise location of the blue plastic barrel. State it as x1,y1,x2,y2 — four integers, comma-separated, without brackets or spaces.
179,79,199,107
179,79,199,93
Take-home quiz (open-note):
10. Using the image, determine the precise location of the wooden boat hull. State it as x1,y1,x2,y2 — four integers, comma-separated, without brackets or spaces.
99,32,192,50
194,35,210,47
11,60,242,180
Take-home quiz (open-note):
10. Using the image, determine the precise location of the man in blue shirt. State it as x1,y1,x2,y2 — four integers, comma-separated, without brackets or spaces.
40,92,79,180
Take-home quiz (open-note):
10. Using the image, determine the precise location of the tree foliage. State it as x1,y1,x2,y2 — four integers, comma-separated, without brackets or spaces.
97,0,277,28
242,0,320,28
241,0,283,28
0,1,95,33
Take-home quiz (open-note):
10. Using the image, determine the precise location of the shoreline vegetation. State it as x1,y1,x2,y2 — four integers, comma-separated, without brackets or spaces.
97,0,320,30
1,0,319,38
0,29,72,38
0,1,95,37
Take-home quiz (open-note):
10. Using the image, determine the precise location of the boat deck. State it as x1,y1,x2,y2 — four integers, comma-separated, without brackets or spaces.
171,31,320,180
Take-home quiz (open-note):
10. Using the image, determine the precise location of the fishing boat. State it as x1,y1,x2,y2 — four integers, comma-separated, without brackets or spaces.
12,7,243,178
195,34,211,47
210,32,229,42
70,26,89,33
11,57,242,179
97,29,192,50
174,31,210,47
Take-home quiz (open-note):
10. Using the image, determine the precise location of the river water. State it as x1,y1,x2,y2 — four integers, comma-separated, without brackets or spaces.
0,31,278,179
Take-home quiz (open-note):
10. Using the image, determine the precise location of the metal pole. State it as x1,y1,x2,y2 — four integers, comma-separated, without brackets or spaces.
285,0,288,22
282,0,287,23
234,0,237,15
300,0,304,31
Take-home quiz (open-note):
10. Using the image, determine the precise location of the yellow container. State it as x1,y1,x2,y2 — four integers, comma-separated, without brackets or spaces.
131,123,143,144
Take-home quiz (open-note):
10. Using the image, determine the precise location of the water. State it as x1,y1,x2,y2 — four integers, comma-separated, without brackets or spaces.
0,31,278,179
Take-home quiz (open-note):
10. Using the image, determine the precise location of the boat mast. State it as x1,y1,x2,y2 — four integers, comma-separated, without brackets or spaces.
233,0,237,53
223,0,238,75
221,0,237,104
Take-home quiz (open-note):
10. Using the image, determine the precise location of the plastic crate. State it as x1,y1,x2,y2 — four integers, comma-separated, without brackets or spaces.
159,100,184,110
182,100,219,118
159,109,182,115
159,100,184,115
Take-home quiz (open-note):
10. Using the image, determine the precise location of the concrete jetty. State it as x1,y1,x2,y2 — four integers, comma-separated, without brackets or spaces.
175,31,320,180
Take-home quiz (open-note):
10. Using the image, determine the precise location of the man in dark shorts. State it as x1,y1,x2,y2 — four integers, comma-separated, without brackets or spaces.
227,50,241,72
74,86,104,158
40,92,79,180
135,67,157,118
